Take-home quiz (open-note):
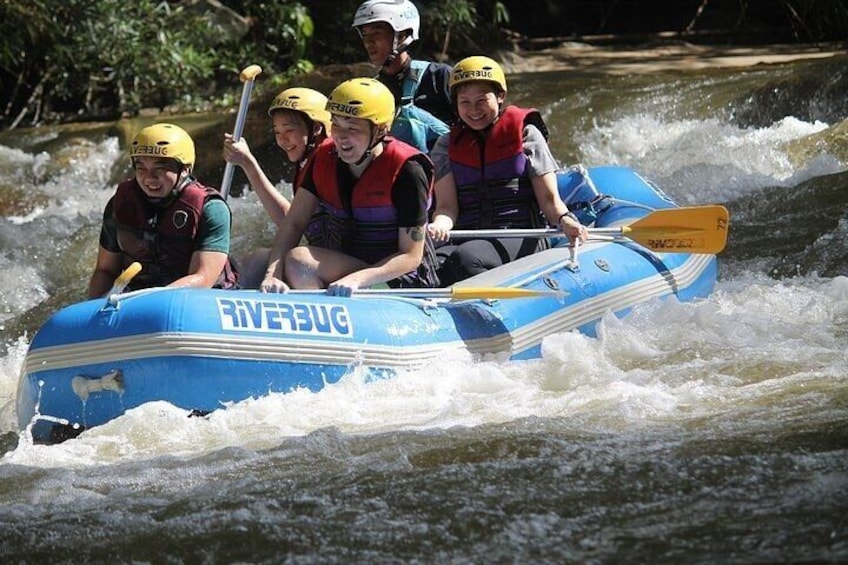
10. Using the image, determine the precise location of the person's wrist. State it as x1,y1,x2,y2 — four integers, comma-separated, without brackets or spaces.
558,211,578,223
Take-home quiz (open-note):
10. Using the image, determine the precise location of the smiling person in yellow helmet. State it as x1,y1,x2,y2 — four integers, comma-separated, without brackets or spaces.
87,123,238,297
352,0,452,152
261,77,440,296
426,56,587,286
223,86,333,287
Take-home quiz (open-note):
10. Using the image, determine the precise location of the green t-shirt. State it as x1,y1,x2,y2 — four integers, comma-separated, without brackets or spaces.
196,199,231,253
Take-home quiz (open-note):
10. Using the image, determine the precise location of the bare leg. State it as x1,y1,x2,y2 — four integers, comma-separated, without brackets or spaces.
284,246,324,289
285,246,369,289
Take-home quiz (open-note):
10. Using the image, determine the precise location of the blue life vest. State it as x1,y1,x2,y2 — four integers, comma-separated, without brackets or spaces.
389,60,449,153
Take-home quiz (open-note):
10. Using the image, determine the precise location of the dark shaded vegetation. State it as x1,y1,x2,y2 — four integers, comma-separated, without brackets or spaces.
1,0,845,131
502,0,848,45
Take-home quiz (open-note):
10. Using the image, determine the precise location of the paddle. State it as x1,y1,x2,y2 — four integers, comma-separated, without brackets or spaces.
287,287,565,300
105,261,142,301
449,205,730,254
105,285,564,307
220,64,263,200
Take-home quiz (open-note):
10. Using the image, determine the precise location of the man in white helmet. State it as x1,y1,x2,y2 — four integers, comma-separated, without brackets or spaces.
352,0,453,152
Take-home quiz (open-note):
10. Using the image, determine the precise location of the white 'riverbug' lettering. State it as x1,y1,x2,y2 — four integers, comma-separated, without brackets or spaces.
216,298,353,337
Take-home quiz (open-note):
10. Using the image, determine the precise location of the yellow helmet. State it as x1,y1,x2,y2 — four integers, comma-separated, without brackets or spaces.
449,56,507,94
268,87,332,134
129,123,195,170
326,78,395,129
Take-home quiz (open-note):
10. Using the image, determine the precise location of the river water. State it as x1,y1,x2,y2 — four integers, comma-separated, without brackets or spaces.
0,53,846,562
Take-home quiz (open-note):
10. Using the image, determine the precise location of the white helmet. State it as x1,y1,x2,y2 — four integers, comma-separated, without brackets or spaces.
352,0,420,41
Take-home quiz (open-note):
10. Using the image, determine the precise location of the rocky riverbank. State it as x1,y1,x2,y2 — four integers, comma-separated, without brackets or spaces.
497,41,846,74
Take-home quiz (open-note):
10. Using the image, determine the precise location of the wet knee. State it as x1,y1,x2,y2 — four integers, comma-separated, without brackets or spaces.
285,247,319,286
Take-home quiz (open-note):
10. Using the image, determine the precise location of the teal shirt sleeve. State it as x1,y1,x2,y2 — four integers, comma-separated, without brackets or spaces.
196,199,231,253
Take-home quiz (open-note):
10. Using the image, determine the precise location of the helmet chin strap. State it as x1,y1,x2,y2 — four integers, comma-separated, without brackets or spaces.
302,118,319,161
352,125,384,167
383,33,414,68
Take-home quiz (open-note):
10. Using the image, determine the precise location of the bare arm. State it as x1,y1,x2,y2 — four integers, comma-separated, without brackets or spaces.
531,172,587,244
428,172,459,242
426,134,456,242
223,133,291,226
328,225,426,295
261,189,317,292
86,246,123,298
167,250,228,289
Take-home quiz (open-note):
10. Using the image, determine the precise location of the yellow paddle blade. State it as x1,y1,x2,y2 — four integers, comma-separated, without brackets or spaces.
110,262,142,295
624,205,730,254
453,205,729,255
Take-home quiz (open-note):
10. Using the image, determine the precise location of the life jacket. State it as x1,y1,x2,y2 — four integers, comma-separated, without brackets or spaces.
388,60,449,153
293,137,334,247
111,178,239,290
448,105,547,230
311,137,440,287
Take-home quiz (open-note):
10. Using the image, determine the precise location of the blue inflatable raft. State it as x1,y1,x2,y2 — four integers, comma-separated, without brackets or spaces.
16,165,724,443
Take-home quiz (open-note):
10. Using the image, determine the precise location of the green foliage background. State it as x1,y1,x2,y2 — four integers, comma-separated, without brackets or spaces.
0,0,844,131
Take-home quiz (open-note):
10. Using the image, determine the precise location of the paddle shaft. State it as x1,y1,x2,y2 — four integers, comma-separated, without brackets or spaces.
287,287,564,300
450,228,561,238
449,205,729,254
220,64,262,200
106,286,564,305
450,227,644,238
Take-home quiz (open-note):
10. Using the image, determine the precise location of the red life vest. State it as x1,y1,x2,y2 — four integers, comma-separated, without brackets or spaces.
111,178,238,290
293,137,334,247
311,137,439,287
448,105,545,230
293,137,333,189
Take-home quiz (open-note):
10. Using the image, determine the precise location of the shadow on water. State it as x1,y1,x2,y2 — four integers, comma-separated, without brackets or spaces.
0,418,846,562
723,169,848,278
730,56,848,128
0,432,18,456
